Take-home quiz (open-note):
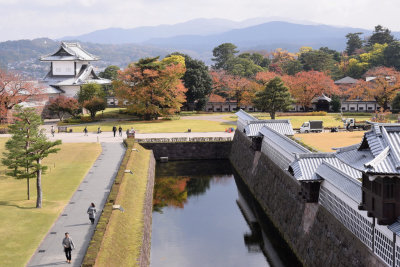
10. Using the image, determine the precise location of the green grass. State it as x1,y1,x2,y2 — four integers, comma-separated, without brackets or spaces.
70,119,233,133
95,144,151,267
0,139,101,267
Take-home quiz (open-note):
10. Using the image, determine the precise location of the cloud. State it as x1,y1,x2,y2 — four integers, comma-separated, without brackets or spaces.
0,0,398,41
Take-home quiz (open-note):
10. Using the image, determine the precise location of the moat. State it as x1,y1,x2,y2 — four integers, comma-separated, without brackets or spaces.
150,160,300,267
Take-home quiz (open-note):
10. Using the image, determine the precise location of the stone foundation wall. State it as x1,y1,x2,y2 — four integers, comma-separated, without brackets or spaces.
229,130,385,267
140,141,232,161
138,151,156,267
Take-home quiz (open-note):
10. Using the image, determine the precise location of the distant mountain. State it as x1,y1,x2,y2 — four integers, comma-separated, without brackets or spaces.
144,21,375,52
61,17,319,44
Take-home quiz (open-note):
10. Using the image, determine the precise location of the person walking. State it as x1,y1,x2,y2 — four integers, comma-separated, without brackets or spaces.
83,127,88,136
112,126,117,137
118,126,122,137
97,126,101,134
87,203,97,224
62,232,75,264
50,125,55,137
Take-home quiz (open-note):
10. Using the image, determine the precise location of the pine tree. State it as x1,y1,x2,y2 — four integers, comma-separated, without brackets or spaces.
253,77,294,119
2,106,61,208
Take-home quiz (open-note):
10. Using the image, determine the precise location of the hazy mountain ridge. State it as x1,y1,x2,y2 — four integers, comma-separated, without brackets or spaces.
2,19,400,78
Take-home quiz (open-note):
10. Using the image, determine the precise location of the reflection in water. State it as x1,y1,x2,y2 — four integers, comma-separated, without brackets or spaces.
151,160,301,267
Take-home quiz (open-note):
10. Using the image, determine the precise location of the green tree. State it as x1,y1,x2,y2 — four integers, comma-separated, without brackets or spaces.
176,54,212,111
330,95,341,112
384,41,400,70
99,65,120,80
83,97,107,119
298,49,336,72
319,47,341,62
345,33,364,55
367,25,395,47
78,83,105,104
281,59,303,75
2,106,61,208
225,57,264,77
212,43,239,70
392,92,400,110
253,77,293,119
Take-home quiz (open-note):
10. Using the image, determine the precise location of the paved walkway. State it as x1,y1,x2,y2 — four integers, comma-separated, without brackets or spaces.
27,142,125,267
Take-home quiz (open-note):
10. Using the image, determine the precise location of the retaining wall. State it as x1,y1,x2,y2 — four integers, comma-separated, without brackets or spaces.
229,130,385,267
138,151,156,267
140,141,232,161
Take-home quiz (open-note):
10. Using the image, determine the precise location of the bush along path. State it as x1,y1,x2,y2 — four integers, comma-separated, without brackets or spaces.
26,142,125,267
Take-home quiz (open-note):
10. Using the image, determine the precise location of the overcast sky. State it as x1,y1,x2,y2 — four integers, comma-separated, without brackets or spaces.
0,0,399,41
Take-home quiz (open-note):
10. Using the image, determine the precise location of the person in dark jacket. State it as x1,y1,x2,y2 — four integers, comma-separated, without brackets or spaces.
87,203,97,224
112,126,117,137
118,126,122,137
62,232,75,263
83,127,88,136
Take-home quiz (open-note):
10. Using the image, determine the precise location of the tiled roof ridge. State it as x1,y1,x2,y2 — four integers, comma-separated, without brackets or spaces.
248,119,291,124
320,161,362,185
333,143,360,152
295,152,335,159
365,146,390,170
260,126,310,153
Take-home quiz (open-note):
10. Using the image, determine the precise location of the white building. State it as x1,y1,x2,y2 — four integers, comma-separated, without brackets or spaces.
40,42,110,98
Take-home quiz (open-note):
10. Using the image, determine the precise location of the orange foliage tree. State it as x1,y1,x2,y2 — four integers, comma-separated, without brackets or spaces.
346,67,400,110
115,56,187,120
0,69,43,123
210,70,260,107
283,71,338,110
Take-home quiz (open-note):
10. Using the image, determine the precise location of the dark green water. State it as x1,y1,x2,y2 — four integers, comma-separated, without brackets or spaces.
150,160,301,267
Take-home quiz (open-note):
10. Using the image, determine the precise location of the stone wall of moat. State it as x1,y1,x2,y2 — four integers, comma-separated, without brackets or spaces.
229,130,385,267
140,141,232,161
138,150,156,267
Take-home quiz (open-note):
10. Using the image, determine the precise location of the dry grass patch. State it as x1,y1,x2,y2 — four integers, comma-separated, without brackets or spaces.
95,144,151,267
294,131,365,152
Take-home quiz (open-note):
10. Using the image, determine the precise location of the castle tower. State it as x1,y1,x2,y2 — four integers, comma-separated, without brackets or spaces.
40,42,110,98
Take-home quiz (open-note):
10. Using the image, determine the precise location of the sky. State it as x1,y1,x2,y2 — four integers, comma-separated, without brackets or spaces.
0,0,399,41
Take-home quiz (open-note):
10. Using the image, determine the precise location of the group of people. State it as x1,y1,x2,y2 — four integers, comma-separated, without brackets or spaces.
61,203,97,264
83,125,130,137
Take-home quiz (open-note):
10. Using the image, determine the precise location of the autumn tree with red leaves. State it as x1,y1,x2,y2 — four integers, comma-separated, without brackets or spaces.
0,68,43,123
210,70,260,107
346,67,400,110
47,95,79,121
115,56,187,120
283,71,338,110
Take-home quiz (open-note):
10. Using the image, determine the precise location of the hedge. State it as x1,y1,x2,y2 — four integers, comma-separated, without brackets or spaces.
81,139,135,267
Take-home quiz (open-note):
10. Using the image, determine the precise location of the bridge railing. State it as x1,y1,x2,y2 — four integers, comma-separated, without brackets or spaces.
136,137,233,143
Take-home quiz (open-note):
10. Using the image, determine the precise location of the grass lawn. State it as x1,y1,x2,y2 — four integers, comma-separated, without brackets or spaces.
294,131,365,152
70,119,232,133
95,144,151,266
0,139,101,267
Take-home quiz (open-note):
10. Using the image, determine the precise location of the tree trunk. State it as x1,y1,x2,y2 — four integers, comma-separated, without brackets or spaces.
27,177,30,200
36,159,42,208
270,112,276,120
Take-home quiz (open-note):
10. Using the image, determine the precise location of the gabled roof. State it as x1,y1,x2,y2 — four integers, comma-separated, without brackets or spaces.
40,42,99,61
235,109,257,122
336,123,400,175
244,120,294,137
316,161,362,203
334,76,358,84
290,153,362,181
312,94,331,103
260,126,310,155
43,65,110,86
